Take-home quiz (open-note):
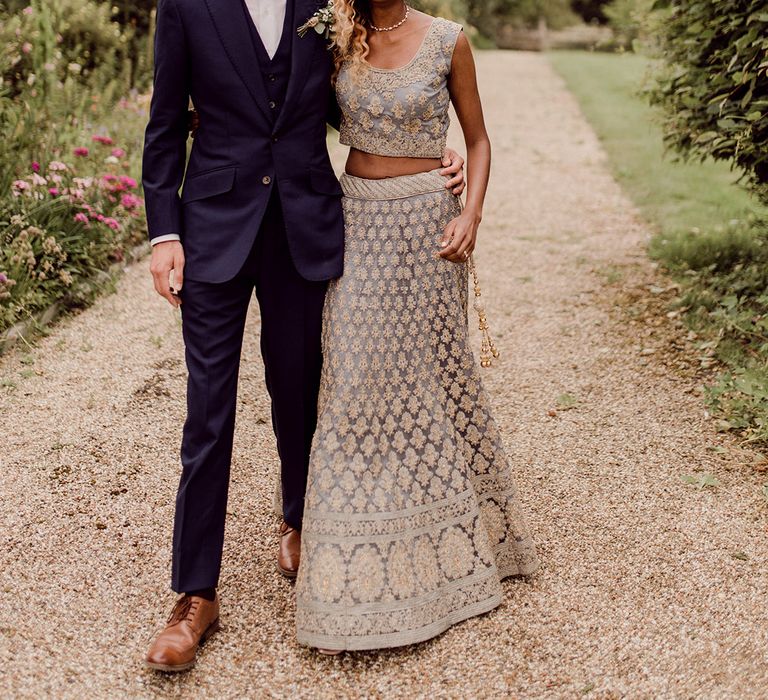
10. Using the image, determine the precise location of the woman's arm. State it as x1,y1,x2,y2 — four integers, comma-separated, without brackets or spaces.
439,32,492,263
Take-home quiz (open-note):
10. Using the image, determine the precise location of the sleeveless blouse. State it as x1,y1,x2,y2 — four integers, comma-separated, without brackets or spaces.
336,18,463,159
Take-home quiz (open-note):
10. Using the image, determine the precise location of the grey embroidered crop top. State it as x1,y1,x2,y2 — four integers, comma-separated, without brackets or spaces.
336,18,463,159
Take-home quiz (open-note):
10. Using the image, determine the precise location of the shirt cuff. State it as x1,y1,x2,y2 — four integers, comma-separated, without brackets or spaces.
150,234,181,246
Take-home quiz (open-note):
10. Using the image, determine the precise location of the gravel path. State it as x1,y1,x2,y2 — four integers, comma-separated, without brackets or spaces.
2,52,767,699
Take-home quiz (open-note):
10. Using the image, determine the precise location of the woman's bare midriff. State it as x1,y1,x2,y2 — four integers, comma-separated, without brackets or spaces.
345,148,442,180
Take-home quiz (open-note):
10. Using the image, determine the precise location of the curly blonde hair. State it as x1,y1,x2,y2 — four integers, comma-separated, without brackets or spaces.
332,0,371,79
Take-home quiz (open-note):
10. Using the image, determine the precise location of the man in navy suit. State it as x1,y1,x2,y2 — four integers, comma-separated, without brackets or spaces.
142,0,464,670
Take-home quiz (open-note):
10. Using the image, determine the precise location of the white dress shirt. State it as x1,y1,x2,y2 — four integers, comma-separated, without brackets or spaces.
246,0,288,59
151,0,288,246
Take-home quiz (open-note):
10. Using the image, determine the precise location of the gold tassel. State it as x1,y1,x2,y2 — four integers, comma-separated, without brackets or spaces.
467,255,500,368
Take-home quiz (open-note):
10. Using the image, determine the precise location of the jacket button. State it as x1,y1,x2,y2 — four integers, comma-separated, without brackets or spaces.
269,100,276,109
272,136,278,143
262,176,272,185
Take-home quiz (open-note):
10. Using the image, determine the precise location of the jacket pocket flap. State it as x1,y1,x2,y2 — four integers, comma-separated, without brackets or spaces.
182,167,237,203
310,169,343,197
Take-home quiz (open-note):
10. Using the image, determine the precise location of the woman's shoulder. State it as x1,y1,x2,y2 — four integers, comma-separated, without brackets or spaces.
410,9,462,34
422,15,464,58
429,15,463,34
423,15,464,49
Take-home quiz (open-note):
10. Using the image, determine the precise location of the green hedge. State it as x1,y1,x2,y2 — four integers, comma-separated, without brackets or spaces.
649,0,768,206
644,0,768,444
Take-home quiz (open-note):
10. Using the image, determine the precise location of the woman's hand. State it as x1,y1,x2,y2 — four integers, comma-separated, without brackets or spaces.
188,109,200,138
439,209,481,263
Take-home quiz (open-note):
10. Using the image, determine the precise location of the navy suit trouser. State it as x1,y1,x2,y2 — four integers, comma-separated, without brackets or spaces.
172,191,328,593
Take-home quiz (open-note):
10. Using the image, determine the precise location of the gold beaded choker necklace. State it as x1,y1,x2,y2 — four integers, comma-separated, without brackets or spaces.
369,4,410,32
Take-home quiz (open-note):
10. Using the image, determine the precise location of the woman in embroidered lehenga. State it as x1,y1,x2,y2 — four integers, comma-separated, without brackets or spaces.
295,0,540,653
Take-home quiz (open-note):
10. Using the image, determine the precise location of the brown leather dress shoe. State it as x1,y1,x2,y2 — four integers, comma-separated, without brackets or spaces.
145,594,220,672
277,521,301,578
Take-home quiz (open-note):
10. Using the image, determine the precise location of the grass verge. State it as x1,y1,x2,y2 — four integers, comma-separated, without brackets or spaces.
549,50,768,445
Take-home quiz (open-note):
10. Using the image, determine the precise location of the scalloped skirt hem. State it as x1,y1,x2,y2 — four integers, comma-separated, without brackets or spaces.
297,593,503,652
296,559,539,652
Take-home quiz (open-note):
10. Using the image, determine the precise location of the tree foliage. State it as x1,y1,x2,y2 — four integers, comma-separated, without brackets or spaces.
465,0,577,35
571,0,612,23
602,0,655,49
410,0,466,19
649,0,768,205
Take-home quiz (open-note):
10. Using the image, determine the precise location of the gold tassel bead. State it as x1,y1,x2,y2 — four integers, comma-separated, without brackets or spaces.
468,255,499,369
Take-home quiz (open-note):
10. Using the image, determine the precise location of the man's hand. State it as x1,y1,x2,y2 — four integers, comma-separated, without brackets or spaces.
150,241,185,308
440,148,466,196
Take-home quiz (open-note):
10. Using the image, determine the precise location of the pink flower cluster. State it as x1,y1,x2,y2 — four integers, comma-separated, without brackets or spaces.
12,180,30,196
121,193,142,210
11,144,143,236
75,203,121,231
101,174,140,198
72,134,128,161
101,174,138,188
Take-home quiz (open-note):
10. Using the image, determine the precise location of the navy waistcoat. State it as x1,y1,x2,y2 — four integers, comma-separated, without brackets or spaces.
244,0,293,121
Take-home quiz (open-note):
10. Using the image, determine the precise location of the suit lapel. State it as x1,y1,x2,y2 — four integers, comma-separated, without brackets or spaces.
274,0,321,133
203,0,271,122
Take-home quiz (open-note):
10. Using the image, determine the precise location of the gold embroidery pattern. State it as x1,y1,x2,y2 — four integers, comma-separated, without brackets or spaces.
336,18,462,159
295,171,539,651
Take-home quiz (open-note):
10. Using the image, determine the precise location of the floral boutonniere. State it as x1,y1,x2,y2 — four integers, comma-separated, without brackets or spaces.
298,0,336,40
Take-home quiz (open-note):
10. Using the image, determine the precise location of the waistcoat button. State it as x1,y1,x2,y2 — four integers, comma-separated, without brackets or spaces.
269,100,277,109
262,176,272,185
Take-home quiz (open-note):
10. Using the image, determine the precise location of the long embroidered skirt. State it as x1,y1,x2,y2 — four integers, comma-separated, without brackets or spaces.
295,170,539,651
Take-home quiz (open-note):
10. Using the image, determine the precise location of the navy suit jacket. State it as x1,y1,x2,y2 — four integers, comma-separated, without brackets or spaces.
142,0,345,283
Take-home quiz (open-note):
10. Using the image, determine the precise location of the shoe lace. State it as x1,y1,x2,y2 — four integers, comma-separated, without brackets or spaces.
167,596,200,626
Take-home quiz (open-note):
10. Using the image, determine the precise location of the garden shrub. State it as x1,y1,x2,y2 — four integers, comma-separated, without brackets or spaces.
0,0,138,191
649,0,768,206
0,134,147,334
0,2,149,337
0,0,130,97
